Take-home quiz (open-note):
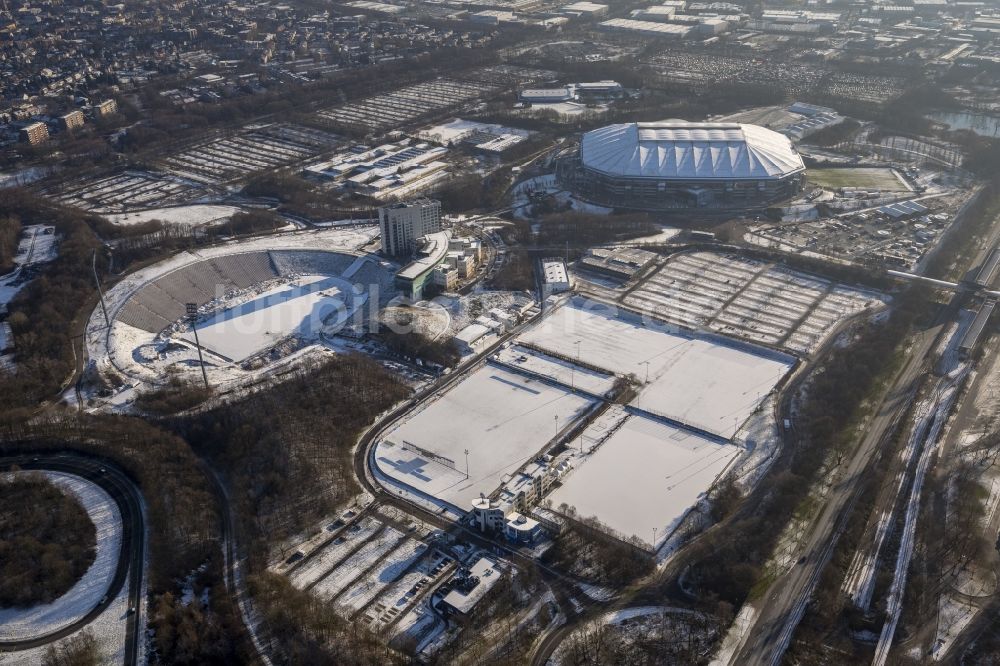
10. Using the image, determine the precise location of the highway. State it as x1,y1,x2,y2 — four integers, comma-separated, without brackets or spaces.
731,312,950,665
0,453,145,666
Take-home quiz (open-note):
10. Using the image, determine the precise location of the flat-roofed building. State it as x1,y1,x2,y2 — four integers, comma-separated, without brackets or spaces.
395,229,451,299
19,122,49,145
541,258,571,294
561,1,609,17
94,99,118,117
379,198,442,257
59,110,85,130
440,558,503,617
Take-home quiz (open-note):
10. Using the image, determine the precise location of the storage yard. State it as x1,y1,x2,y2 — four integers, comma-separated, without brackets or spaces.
622,252,885,355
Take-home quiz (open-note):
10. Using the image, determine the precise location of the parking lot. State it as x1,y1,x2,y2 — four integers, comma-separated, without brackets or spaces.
47,170,203,213
623,252,886,355
316,67,550,135
160,123,340,185
273,502,460,649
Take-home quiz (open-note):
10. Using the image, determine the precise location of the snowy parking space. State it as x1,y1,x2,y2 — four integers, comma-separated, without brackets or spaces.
317,78,500,134
288,516,381,590
160,124,338,185
625,252,886,355
336,539,428,615
546,415,740,547
375,364,594,510
363,550,453,631
104,205,242,228
311,528,406,602
47,171,202,214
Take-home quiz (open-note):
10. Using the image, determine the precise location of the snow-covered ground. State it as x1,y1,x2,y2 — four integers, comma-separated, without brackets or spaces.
0,166,53,189
180,275,364,362
0,225,59,322
493,345,617,397
288,517,381,590
336,539,427,615
376,363,594,509
551,605,712,666
546,415,740,547
103,205,243,227
0,472,122,642
85,227,384,401
312,528,405,601
1,573,132,666
932,595,978,661
518,298,793,438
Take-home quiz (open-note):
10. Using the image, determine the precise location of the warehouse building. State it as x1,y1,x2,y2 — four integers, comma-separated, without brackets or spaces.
562,121,806,210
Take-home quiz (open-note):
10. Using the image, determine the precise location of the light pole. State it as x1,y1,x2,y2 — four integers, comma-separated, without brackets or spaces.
186,303,210,391
571,339,581,390
640,360,650,384
92,248,109,327
464,448,470,479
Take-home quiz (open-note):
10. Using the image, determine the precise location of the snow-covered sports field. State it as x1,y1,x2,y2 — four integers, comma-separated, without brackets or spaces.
547,415,740,546
376,364,594,509
180,275,364,362
518,299,793,438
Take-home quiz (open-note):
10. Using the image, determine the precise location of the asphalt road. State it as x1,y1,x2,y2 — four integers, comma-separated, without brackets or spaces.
733,317,948,666
0,453,145,666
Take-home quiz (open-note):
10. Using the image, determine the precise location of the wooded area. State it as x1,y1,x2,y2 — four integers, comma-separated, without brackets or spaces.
0,472,96,607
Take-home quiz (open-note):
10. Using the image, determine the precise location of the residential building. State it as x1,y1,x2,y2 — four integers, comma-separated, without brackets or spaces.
19,121,49,145
59,110,85,130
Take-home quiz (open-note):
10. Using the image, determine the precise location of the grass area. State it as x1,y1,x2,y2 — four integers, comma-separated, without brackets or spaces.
807,167,908,192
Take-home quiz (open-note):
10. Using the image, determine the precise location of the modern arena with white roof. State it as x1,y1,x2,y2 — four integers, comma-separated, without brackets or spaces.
562,121,807,210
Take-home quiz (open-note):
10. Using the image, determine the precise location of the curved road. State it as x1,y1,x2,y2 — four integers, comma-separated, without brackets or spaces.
0,453,145,666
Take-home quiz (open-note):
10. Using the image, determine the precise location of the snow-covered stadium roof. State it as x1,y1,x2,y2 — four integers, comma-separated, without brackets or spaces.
580,122,805,181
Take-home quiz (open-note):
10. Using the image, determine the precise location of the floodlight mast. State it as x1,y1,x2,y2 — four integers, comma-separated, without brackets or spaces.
92,248,110,327
185,302,210,391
